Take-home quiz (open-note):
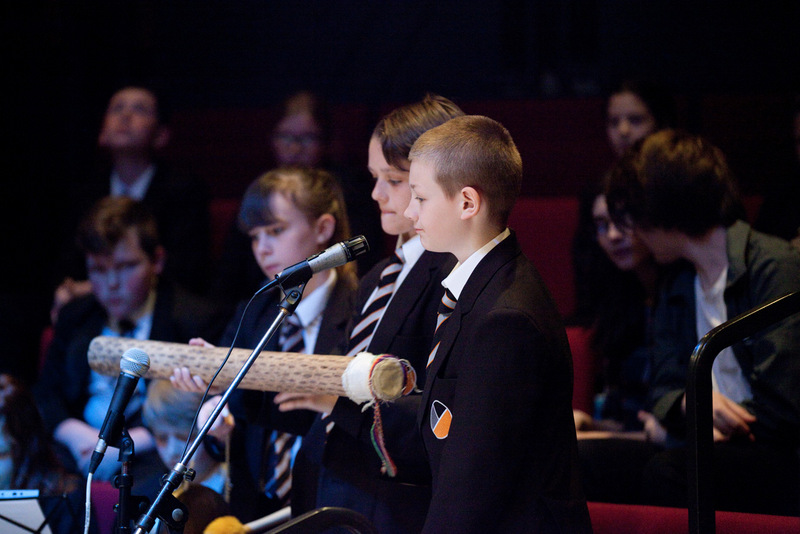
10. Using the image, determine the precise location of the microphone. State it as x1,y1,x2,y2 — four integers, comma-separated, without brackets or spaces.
88,347,150,475
275,235,369,287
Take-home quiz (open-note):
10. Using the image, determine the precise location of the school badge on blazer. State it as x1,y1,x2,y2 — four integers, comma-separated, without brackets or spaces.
430,400,452,439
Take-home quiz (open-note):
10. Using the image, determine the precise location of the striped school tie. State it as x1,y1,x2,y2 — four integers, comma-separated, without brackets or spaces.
267,315,304,506
427,288,456,367
346,249,404,356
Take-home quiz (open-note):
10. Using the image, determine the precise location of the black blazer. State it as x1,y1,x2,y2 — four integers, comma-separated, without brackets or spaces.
224,276,357,522
293,250,455,534
419,233,592,534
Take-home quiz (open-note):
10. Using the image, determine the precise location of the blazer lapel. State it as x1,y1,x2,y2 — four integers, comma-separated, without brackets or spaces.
419,234,521,422
316,278,355,355
367,252,436,352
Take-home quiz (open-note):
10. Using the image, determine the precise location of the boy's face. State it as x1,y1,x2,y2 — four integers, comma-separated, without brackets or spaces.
153,430,188,469
87,229,163,321
634,227,685,264
98,87,164,154
405,159,462,254
248,192,330,280
368,137,415,239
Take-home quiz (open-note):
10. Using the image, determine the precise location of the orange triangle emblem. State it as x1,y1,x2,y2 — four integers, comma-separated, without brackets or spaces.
430,400,453,439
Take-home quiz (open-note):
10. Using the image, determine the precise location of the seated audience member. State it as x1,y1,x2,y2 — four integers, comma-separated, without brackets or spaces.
401,115,592,532
141,379,232,496
607,129,800,516
572,78,677,327
35,196,224,499
210,90,381,310
53,83,212,321
754,95,800,249
572,176,669,505
174,166,359,523
573,175,661,435
0,373,96,533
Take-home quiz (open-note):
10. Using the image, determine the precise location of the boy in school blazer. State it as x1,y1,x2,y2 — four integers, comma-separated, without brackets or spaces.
405,115,592,533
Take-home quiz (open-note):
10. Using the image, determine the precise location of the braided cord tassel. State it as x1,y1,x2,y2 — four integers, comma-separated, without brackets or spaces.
366,354,417,477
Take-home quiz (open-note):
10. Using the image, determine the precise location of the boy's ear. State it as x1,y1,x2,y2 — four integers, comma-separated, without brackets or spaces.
314,213,337,245
459,186,481,220
152,126,171,150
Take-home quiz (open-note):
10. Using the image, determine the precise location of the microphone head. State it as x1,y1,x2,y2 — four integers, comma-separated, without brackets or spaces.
342,235,369,260
120,347,151,378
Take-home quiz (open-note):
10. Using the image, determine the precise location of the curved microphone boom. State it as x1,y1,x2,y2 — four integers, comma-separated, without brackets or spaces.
88,347,151,475
274,235,369,288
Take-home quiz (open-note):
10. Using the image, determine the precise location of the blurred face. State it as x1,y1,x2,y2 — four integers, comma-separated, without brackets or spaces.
87,230,163,321
98,87,164,153
592,195,650,271
248,192,329,280
271,112,323,167
154,431,187,469
634,227,686,264
606,91,657,158
368,137,415,239
406,159,462,255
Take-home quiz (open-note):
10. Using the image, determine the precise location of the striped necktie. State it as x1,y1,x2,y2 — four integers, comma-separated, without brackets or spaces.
267,315,304,506
347,249,405,356
427,288,456,367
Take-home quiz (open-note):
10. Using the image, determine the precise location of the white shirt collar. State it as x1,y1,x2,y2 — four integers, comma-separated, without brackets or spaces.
294,270,337,329
110,165,156,201
442,228,510,300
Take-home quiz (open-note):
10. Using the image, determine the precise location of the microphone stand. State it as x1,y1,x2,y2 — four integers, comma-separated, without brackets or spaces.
114,427,149,534
133,280,308,534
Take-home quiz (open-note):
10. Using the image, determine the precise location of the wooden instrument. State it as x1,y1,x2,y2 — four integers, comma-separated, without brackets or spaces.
87,336,416,403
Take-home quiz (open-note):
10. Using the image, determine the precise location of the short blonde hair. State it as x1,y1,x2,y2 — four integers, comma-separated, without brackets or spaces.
409,115,522,226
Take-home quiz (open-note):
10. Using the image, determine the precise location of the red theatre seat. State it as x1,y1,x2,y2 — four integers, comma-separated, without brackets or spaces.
588,501,800,534
508,196,579,319
566,325,596,413
91,480,118,534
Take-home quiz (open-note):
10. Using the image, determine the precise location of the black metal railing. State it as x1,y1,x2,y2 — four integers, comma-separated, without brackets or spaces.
686,291,800,534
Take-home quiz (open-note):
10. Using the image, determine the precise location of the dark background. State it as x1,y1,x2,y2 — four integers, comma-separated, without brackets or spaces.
7,1,800,196
3,1,799,380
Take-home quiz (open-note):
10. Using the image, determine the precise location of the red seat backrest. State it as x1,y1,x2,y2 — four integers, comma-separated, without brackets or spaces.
566,326,595,413
508,196,579,319
587,501,800,534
